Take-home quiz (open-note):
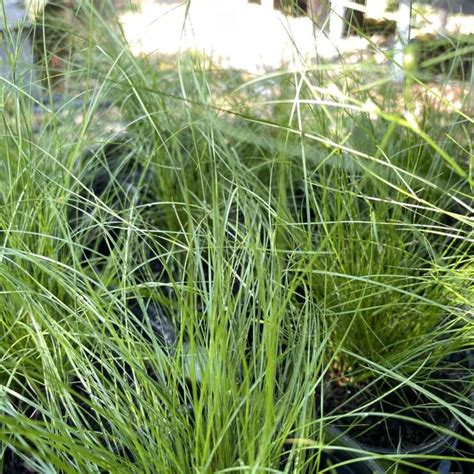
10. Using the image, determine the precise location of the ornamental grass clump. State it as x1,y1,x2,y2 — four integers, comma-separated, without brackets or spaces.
1,0,473,472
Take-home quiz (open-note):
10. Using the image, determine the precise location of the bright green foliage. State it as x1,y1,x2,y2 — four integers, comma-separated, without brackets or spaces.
0,1,472,472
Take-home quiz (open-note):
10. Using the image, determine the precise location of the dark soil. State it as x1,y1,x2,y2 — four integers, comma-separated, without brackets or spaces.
323,351,472,453
1,448,33,474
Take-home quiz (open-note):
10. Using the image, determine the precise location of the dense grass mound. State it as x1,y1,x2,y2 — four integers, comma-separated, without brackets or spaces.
1,1,472,473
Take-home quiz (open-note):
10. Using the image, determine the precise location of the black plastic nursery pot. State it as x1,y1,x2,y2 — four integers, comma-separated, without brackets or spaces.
321,426,385,474
280,425,385,474
69,137,169,277
321,350,473,472
322,421,460,474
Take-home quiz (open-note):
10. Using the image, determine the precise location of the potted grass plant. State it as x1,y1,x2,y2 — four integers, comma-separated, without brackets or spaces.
285,158,473,470
2,0,472,471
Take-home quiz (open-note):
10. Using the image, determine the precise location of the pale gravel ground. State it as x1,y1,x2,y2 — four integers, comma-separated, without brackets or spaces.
119,0,368,73
119,0,474,73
